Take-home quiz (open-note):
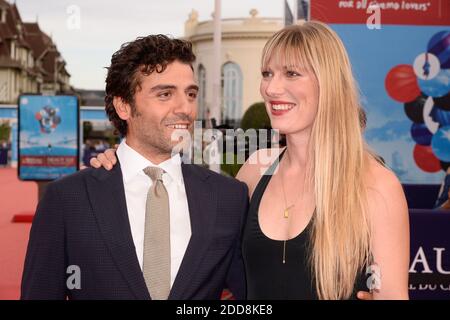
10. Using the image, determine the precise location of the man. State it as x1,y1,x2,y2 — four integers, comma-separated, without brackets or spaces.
21,35,248,300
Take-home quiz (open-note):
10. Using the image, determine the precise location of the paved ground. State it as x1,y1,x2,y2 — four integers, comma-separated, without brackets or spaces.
0,167,37,299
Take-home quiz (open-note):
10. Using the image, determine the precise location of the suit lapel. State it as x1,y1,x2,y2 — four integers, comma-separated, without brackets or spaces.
86,164,150,300
168,163,217,299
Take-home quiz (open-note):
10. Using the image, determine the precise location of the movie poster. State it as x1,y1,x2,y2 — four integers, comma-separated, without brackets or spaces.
18,95,79,180
312,0,450,184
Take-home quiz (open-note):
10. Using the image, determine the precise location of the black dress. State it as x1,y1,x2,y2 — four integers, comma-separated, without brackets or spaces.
242,149,368,299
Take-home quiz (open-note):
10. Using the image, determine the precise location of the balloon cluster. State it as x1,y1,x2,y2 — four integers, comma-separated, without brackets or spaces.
35,106,61,134
385,31,450,173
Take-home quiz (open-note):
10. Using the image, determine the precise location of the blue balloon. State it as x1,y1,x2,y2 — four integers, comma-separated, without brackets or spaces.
418,69,450,98
430,104,450,127
411,123,433,145
428,31,450,69
431,125,450,162
434,92,450,111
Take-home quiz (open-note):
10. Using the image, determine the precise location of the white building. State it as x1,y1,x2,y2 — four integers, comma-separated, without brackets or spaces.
184,9,282,126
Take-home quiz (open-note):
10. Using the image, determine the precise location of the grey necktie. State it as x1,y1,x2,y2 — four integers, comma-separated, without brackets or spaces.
142,166,171,300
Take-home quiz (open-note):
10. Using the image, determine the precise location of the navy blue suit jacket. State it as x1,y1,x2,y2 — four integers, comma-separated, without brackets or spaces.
21,162,248,300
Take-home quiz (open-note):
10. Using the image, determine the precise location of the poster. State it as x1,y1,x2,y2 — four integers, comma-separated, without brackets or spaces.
310,0,450,300
18,95,79,180
311,0,450,184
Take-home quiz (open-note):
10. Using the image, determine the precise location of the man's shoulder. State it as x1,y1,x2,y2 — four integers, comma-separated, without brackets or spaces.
184,164,247,191
48,166,117,190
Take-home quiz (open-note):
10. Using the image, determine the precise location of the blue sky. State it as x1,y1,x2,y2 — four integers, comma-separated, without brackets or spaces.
15,0,283,90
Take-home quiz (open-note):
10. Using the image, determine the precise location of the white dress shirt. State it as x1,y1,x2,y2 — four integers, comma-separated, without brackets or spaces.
116,140,191,287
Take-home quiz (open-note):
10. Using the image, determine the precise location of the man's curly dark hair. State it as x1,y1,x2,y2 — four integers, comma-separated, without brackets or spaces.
105,35,196,136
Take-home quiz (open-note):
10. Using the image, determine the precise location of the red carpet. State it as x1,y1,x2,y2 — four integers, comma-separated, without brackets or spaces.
0,168,37,300
11,213,35,223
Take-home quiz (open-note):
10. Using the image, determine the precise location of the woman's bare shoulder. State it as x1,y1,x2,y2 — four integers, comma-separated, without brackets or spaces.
236,147,285,197
365,155,408,227
366,156,403,197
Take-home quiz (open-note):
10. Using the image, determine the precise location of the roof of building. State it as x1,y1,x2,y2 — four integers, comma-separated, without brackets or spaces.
0,1,70,84
185,9,282,42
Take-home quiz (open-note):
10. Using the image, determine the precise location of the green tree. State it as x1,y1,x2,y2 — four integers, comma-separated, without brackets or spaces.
220,102,272,177
0,121,11,143
240,102,271,131
221,152,242,178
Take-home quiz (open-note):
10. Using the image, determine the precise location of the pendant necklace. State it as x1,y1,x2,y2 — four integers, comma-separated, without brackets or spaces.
279,160,303,264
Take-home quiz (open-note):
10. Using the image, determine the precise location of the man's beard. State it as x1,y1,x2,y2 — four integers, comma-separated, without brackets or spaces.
137,124,193,157
132,112,194,157
140,129,175,156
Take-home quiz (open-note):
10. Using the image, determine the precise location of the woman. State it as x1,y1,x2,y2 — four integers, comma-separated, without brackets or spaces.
236,22,409,300
91,21,409,300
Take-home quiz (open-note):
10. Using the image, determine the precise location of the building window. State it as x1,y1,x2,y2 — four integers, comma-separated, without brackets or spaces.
10,41,15,60
222,62,242,125
0,9,6,23
28,52,34,68
197,64,207,120
16,23,23,35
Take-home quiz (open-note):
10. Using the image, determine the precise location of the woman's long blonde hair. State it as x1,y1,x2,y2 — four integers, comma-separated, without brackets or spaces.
262,21,372,299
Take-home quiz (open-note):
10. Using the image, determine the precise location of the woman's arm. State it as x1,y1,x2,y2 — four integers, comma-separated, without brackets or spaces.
89,147,118,170
367,160,410,300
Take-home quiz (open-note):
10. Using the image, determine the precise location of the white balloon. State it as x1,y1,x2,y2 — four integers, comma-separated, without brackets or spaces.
423,96,439,134
414,53,440,80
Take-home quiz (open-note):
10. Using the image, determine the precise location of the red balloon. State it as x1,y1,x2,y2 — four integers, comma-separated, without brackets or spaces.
413,144,441,173
385,65,421,103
